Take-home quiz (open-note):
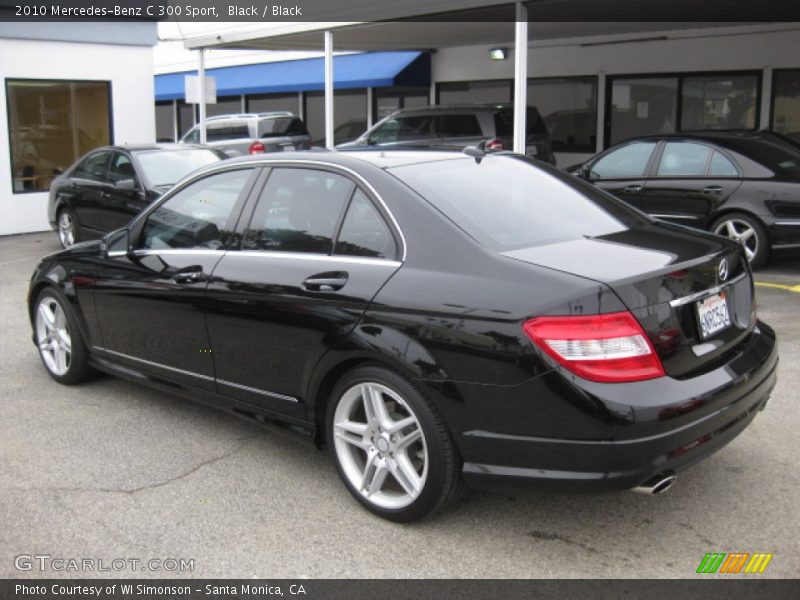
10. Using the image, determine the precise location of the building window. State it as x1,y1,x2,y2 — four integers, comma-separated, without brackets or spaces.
529,77,597,153
304,89,368,145
437,80,512,104
247,93,300,115
609,77,679,146
681,74,758,130
155,102,174,142
6,79,111,193
205,96,242,118
772,69,800,143
374,87,429,120
608,72,760,147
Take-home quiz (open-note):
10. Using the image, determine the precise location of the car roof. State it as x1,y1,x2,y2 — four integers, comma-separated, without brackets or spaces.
620,130,779,144
92,143,214,153
388,104,514,116
219,148,473,170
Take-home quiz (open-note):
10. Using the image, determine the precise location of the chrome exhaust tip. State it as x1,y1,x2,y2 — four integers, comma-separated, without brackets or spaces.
632,473,677,495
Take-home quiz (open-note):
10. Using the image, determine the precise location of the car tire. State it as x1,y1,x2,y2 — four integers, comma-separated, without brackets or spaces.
33,287,95,385
326,364,462,522
711,212,769,269
56,207,81,249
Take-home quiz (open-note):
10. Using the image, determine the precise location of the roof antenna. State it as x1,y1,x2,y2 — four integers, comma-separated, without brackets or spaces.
463,140,486,163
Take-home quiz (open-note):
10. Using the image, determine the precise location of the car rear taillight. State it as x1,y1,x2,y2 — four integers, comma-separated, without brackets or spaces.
522,311,665,383
248,141,266,154
485,138,504,151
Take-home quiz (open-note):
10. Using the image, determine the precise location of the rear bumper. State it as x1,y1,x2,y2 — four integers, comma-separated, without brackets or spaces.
454,321,777,492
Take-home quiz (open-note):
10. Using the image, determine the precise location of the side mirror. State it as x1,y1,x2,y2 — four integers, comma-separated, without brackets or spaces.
114,178,136,191
104,228,130,258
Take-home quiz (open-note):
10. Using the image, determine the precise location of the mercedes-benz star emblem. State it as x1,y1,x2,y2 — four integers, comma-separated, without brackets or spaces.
718,259,729,282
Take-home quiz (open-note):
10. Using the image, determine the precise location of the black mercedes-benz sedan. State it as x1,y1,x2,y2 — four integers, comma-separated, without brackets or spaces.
48,144,225,249
569,130,800,268
28,149,777,522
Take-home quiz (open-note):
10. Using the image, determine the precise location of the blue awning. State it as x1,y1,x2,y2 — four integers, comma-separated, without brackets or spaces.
155,51,429,102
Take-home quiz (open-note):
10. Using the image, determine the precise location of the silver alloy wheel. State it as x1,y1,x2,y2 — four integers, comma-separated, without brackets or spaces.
333,382,428,510
58,211,75,248
35,297,72,376
714,217,758,262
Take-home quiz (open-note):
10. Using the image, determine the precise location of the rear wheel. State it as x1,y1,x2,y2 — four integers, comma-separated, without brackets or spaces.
57,207,80,249
326,365,462,522
711,212,769,269
34,288,94,384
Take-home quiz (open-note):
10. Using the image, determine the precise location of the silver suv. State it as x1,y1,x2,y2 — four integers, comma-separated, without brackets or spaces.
338,104,555,163
180,112,312,155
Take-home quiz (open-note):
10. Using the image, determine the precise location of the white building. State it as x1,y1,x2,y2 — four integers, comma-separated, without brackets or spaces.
0,22,157,235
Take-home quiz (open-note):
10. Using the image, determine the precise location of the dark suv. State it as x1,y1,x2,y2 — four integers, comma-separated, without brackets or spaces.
339,104,555,163
181,112,312,155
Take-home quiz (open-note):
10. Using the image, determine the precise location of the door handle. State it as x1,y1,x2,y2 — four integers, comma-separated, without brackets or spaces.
702,185,723,194
171,265,209,284
303,271,348,292
622,184,643,194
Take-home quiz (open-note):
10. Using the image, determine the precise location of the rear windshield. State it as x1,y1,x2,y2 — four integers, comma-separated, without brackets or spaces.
258,117,308,137
134,149,221,187
206,122,250,141
730,135,800,177
389,156,647,251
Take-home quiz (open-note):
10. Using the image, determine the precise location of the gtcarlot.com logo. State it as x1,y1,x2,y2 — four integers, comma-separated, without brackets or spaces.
696,552,773,574
14,554,194,573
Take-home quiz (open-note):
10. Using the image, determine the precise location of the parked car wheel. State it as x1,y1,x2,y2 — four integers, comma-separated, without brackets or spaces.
712,213,769,269
34,288,94,384
57,207,80,249
327,365,462,522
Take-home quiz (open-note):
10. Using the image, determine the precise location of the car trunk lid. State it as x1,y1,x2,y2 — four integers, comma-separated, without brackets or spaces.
502,222,755,378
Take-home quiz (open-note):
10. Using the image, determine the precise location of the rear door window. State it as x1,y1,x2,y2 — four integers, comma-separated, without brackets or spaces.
656,142,712,176
591,142,657,178
334,189,397,259
708,151,740,177
73,151,111,182
243,168,354,254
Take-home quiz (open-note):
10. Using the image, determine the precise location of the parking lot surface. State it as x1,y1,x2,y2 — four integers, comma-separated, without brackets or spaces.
1,232,798,578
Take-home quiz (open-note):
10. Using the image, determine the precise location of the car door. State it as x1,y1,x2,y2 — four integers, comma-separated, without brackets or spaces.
92,167,258,390
204,165,402,416
585,140,658,210
101,151,150,232
641,141,743,226
70,150,112,234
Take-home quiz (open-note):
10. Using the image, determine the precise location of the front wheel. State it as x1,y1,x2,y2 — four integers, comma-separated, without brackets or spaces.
711,213,769,269
326,365,462,522
34,288,94,384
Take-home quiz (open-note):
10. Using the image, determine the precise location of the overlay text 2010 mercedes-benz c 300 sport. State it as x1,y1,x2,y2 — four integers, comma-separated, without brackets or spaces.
27,149,778,522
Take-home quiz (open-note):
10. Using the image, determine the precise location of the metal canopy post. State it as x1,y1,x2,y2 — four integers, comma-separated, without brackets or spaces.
324,30,334,150
513,2,528,154
198,48,207,144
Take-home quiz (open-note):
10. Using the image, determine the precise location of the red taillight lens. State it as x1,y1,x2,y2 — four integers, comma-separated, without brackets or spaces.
522,311,665,383
485,138,504,151
248,141,266,154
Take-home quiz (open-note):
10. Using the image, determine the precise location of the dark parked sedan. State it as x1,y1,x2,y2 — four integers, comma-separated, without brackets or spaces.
29,149,777,522
570,130,800,268
49,144,225,248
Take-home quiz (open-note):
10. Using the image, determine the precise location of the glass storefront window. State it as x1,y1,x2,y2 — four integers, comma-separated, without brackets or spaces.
7,79,111,193
247,93,300,115
609,77,679,146
155,102,174,142
529,77,597,153
437,80,512,104
772,69,800,144
305,89,367,144
681,74,758,130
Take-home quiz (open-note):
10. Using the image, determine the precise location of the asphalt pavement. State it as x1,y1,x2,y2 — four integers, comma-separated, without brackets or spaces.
1,232,798,579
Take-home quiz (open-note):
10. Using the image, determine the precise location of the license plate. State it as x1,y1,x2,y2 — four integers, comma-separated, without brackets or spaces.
696,291,731,339
282,145,295,152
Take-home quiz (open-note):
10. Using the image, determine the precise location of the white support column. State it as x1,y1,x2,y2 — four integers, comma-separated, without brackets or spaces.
324,30,334,149
241,94,246,113
513,2,528,154
367,87,374,127
760,67,773,129
198,48,207,144
298,91,304,120
172,99,178,142
596,72,606,152
429,83,436,105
